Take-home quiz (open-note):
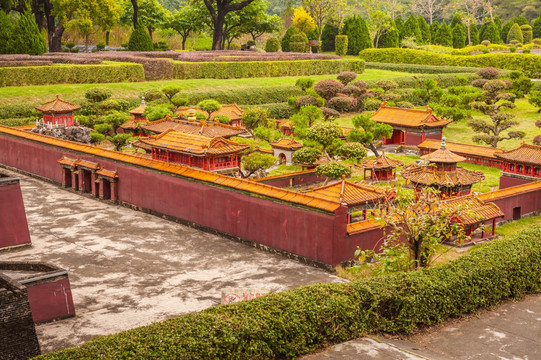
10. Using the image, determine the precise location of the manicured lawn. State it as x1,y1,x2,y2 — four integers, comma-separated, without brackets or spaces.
444,97,540,150
0,69,412,106
495,215,541,236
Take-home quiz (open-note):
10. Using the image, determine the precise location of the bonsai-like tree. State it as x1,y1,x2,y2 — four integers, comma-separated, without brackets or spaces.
161,85,182,106
241,107,269,135
197,99,222,120
107,133,135,151
305,121,343,159
241,153,276,178
85,87,112,118
347,113,393,156
315,162,351,179
468,80,525,148
290,105,323,138
292,147,321,166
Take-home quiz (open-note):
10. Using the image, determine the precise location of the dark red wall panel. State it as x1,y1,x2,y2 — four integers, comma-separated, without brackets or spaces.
0,182,31,249
499,175,532,189
26,278,75,323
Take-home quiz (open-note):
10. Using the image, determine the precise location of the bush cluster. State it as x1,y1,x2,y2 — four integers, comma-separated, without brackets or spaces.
335,35,348,57
365,62,481,74
0,62,144,87
264,37,280,53
173,59,365,79
359,48,541,78
37,226,541,360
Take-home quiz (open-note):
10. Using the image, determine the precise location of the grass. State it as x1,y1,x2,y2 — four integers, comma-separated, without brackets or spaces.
495,215,541,236
444,97,540,150
268,164,303,176
0,69,412,106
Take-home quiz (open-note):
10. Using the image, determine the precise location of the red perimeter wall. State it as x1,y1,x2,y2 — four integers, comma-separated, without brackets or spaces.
26,278,75,323
0,180,31,249
0,134,351,265
499,174,533,189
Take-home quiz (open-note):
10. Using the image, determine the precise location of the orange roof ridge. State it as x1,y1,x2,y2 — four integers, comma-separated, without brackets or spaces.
35,95,81,114
254,169,317,182
0,125,341,212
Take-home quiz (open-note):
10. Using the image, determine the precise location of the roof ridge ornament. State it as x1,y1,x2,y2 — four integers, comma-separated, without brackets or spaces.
441,137,446,149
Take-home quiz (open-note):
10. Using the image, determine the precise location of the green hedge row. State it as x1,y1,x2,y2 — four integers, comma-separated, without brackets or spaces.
37,226,541,360
0,62,145,87
360,49,541,78
365,62,481,74
0,117,36,127
173,59,366,79
244,102,294,119
364,72,479,89
186,85,301,106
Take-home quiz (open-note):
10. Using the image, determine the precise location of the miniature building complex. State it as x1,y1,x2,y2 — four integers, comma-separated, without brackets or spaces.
418,139,503,168
358,151,403,182
136,129,250,173
372,102,451,146
0,262,75,323
58,157,119,201
402,138,485,197
129,98,147,121
270,138,303,165
177,103,245,127
497,142,541,188
0,172,31,250
34,95,81,127
305,176,393,223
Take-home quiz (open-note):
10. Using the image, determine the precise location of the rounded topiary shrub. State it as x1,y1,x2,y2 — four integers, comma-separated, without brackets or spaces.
328,96,357,112
290,33,308,52
228,42,241,50
476,67,500,79
264,37,280,52
296,95,321,107
471,78,489,88
337,71,358,85
507,23,524,44
521,24,533,44
335,35,348,56
128,24,153,51
314,79,344,100
281,26,299,52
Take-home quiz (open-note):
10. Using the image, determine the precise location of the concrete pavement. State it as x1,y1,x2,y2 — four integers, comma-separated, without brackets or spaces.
0,169,345,353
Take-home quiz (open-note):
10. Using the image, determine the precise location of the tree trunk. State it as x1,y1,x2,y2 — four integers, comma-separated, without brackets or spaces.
131,0,138,29
85,33,89,53
212,14,226,50
148,26,153,41
48,23,64,53
106,31,110,46
467,23,472,46
182,35,188,50
369,143,379,157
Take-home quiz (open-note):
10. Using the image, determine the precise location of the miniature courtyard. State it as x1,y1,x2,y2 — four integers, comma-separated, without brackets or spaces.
0,168,344,353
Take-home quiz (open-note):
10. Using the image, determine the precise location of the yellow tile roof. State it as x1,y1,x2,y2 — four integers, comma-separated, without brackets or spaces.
496,142,541,165
254,169,317,182
304,177,389,206
77,160,99,170
440,194,504,225
421,140,466,163
371,102,452,128
138,129,249,156
129,104,147,115
418,139,502,160
96,169,118,178
347,219,384,234
0,125,340,212
35,95,81,114
401,164,485,187
270,138,303,150
142,117,246,138
358,150,403,170
479,180,541,201
57,156,78,167
177,103,244,120
120,117,150,130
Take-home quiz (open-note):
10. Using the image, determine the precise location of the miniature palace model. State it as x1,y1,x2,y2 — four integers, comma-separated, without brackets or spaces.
418,139,503,168
34,95,81,127
401,138,485,197
270,138,303,165
177,104,245,127
358,151,403,182
136,129,249,172
497,142,541,188
372,102,452,146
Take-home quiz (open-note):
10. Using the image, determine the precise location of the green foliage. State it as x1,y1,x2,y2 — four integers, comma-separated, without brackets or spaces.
335,35,348,56
93,123,112,134
106,133,134,151
417,16,431,44
306,121,343,150
253,126,281,142
197,99,221,120
100,111,130,131
480,22,501,44
128,21,154,51
348,113,392,155
521,24,533,44
0,63,144,87
315,161,351,179
341,16,372,55
290,105,323,138
264,37,280,52
161,85,182,105
215,115,230,124
510,73,534,98
430,21,440,44
533,16,541,39
171,93,189,107
290,32,308,52
143,104,174,121
242,107,269,133
241,152,276,177
321,24,339,52
0,10,13,54
470,24,480,46
528,90,541,110
402,15,422,44
172,59,365,80
281,26,299,52
295,78,315,93
507,23,524,44
336,142,367,162
434,23,453,47
89,131,105,143
11,11,46,55
365,62,479,74
85,87,112,103
378,24,399,48
292,147,321,165
359,48,541,78
452,25,466,49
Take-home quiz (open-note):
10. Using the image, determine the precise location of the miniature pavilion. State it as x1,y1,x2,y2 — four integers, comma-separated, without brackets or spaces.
129,98,147,121
135,129,249,172
372,102,452,146
358,151,403,182
270,138,303,165
177,104,245,127
34,95,81,127
401,138,485,197
305,175,393,223
496,142,541,188
418,139,503,169
440,195,504,243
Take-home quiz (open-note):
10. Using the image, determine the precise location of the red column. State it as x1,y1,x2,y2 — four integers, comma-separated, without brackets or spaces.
492,219,496,236
71,170,78,190
98,178,105,199
110,182,118,202
90,173,98,197
78,170,85,192
61,168,68,187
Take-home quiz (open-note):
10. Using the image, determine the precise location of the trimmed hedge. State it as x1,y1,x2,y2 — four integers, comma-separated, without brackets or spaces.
359,48,541,78
186,86,301,106
173,59,365,79
0,62,145,87
364,72,480,89
245,102,294,119
365,62,481,74
37,226,541,359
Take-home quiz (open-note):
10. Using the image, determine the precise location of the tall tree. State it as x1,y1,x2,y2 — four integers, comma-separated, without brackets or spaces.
239,0,282,41
302,0,344,42
196,0,256,50
533,15,541,39
401,14,423,43
468,80,525,148
11,10,47,55
451,0,487,46
341,15,372,55
121,0,169,40
411,0,445,24
169,6,203,50
417,15,431,43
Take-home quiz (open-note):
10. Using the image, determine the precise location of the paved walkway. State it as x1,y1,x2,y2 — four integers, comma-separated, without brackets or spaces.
0,170,345,353
303,293,541,360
